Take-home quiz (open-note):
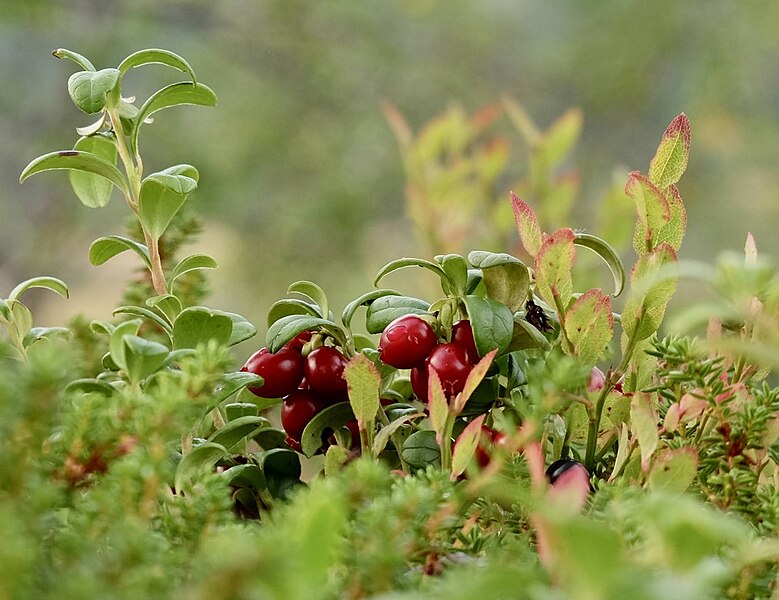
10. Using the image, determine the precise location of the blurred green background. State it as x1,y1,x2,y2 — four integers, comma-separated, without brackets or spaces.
1,0,778,360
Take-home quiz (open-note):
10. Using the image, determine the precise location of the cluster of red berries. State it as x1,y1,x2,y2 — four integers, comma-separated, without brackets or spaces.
240,331,357,452
378,315,480,402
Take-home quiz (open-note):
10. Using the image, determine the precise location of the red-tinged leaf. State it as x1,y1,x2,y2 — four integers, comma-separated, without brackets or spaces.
633,184,686,255
745,232,758,266
648,113,691,189
625,172,670,255
344,353,381,428
630,392,659,472
534,227,576,308
621,244,678,344
565,289,613,367
453,349,498,415
451,414,486,479
648,447,698,493
428,368,449,448
511,192,543,257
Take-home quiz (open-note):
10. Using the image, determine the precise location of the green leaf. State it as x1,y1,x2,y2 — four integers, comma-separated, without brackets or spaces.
648,447,698,493
205,371,264,414
222,463,266,491
565,289,613,367
365,295,430,334
265,314,343,353
468,251,530,312
52,48,95,71
172,306,233,350
267,299,322,327
0,299,9,322
207,416,270,451
20,150,129,198
224,312,257,346
6,301,32,345
123,335,170,383
108,319,142,371
168,253,217,288
131,82,217,154
507,317,551,352
300,402,355,458
7,276,69,302
534,227,576,308
224,402,258,421
648,113,691,189
64,378,116,395
374,257,451,291
23,326,72,348
650,185,687,252
428,369,449,448
146,294,182,324
88,235,151,269
341,289,401,329
324,445,350,476
401,430,441,470
630,393,659,471
435,254,468,294
256,448,301,499
454,349,498,415
573,233,625,297
344,354,381,428
139,168,198,240
538,107,583,166
288,281,329,320
625,172,671,254
462,295,514,356
67,68,120,114
113,305,172,333
174,442,229,492
67,134,117,208
252,427,287,450
117,49,197,82
511,193,543,257
372,412,424,456
451,415,486,479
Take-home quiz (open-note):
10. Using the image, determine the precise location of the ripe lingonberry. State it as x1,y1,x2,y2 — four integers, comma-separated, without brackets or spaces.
379,314,437,369
242,347,304,399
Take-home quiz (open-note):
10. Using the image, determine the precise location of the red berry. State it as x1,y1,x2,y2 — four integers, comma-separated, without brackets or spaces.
426,343,473,398
242,347,304,399
305,346,349,397
379,315,437,369
286,330,313,351
281,389,328,442
452,320,479,363
411,364,429,402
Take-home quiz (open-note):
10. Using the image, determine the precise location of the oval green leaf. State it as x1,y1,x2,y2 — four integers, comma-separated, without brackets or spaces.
265,314,343,353
174,442,229,492
123,334,171,384
52,48,95,71
117,49,197,82
67,68,120,114
288,280,329,320
139,171,198,240
207,415,270,451
113,305,172,333
205,371,264,414
172,306,233,350
8,276,69,302
401,430,441,470
463,295,514,356
300,402,356,458
68,134,118,208
168,253,218,288
21,150,129,198
365,295,430,334
374,257,451,291
267,299,322,327
88,235,151,269
341,289,401,330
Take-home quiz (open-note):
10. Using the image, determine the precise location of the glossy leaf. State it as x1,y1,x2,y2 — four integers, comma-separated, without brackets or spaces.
462,295,514,356
341,289,401,329
648,113,691,189
534,227,576,308
23,326,72,348
257,448,302,499
252,427,287,450
267,299,322,327
205,371,264,414
174,442,229,492
565,289,613,367
435,254,468,294
123,335,170,383
89,235,151,269
168,253,217,288
300,402,355,458
67,68,120,114
172,306,233,350
223,464,266,491
401,430,441,470
573,233,625,297
207,415,270,451
511,193,543,257
131,82,217,154
468,250,530,312
265,314,343,353
373,257,450,290
451,414,486,479
365,295,430,334
288,280,329,320
648,447,698,493
108,319,142,371
139,168,198,240
113,305,172,333
20,150,129,198
224,402,258,421
68,135,117,208
117,48,197,82
223,311,257,346
8,276,69,303
146,294,182,324
52,48,95,71
344,353,381,427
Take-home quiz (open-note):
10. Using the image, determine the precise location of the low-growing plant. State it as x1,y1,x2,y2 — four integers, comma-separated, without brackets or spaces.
2,46,779,600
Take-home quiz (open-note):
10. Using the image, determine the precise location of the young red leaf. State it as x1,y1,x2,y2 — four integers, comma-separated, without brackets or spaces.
451,414,486,479
534,227,576,308
428,367,450,448
453,348,498,415
648,113,691,190
565,289,613,367
625,172,671,254
511,192,543,257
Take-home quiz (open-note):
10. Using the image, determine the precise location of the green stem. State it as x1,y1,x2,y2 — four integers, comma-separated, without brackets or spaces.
552,292,572,352
440,412,456,472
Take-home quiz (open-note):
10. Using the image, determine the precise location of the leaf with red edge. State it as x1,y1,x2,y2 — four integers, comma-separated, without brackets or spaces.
648,113,691,189
534,228,576,308
428,368,449,447
565,289,613,367
451,414,486,479
625,172,670,255
453,349,498,415
511,193,543,257
633,184,686,255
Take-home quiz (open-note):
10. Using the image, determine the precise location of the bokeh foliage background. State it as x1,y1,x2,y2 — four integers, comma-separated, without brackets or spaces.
1,0,778,361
